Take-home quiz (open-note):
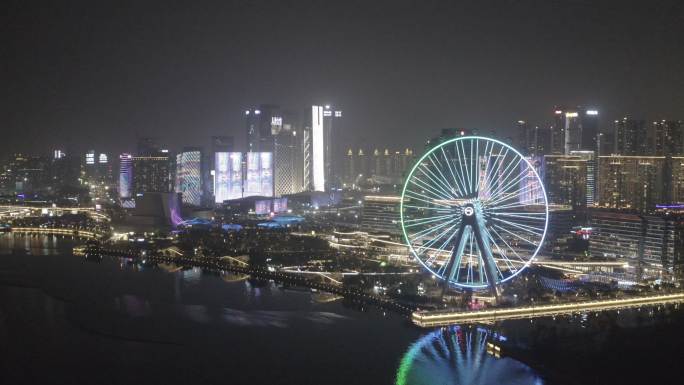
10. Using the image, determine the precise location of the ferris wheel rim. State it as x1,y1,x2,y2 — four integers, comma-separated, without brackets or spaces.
399,135,550,288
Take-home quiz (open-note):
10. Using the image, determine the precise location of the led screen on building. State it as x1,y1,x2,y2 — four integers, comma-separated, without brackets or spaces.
255,199,271,215
244,152,273,197
214,152,243,203
119,153,133,199
176,151,202,206
273,197,288,213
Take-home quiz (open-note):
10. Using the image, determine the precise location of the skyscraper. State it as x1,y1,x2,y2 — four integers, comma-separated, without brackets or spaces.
652,120,683,156
551,107,599,155
133,154,172,195
119,153,133,199
305,105,342,191
614,118,647,155
175,148,202,206
245,105,280,153
274,122,304,196
214,152,243,203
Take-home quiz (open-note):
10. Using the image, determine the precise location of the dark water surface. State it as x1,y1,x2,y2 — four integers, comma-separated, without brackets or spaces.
1,234,682,385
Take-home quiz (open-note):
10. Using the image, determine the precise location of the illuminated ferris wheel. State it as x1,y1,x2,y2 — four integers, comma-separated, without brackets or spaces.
400,136,549,293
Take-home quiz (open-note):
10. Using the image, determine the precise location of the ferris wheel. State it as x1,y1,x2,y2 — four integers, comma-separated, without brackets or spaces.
400,136,548,292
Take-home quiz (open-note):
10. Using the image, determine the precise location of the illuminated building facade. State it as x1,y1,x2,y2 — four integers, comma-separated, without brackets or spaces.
550,107,599,155
119,153,133,199
588,210,675,271
543,154,591,209
274,123,304,196
214,152,243,203
597,155,684,212
132,154,172,195
84,150,114,201
245,105,279,153
614,118,647,155
361,195,402,234
214,152,273,203
175,149,202,206
306,105,342,191
652,120,683,156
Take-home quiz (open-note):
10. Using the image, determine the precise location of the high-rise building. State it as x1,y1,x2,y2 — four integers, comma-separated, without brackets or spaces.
551,109,566,154
175,148,202,206
207,136,234,202
543,153,593,209
137,137,161,156
83,151,114,202
274,123,304,196
652,120,683,156
597,155,684,212
551,107,599,155
119,153,133,199
132,154,172,195
614,118,647,155
214,152,243,203
516,121,551,156
589,210,676,272
214,152,273,203
305,105,342,191
244,152,273,197
361,195,402,234
245,105,280,153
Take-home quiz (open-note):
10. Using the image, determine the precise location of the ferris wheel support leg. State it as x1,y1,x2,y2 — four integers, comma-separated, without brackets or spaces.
472,216,501,299
441,225,470,298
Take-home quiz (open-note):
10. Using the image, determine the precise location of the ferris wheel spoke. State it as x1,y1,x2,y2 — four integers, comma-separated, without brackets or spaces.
457,139,474,194
473,139,480,194
466,232,476,284
440,147,469,197
478,140,494,195
489,211,547,222
402,204,452,213
404,191,451,208
414,222,460,255
486,198,544,211
420,157,460,199
480,225,510,275
486,159,526,202
487,226,527,264
430,226,462,275
492,224,538,247
426,153,462,198
481,145,506,194
409,174,456,202
482,148,514,197
488,169,538,205
451,140,469,196
488,184,543,209
404,213,457,227
491,217,544,237
408,217,459,242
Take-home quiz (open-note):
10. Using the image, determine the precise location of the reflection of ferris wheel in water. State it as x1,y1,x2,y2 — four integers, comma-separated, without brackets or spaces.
395,327,544,385
400,136,549,294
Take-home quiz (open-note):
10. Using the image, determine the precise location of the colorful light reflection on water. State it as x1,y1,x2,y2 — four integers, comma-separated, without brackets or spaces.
396,326,544,385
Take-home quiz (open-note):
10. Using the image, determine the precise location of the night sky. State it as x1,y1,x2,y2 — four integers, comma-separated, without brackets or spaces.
3,0,683,155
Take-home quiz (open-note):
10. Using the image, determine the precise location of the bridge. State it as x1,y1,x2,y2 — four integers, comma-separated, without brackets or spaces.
9,227,104,240
411,292,684,327
90,247,414,315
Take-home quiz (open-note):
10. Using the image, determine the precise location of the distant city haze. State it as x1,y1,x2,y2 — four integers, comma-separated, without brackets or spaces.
2,0,683,155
